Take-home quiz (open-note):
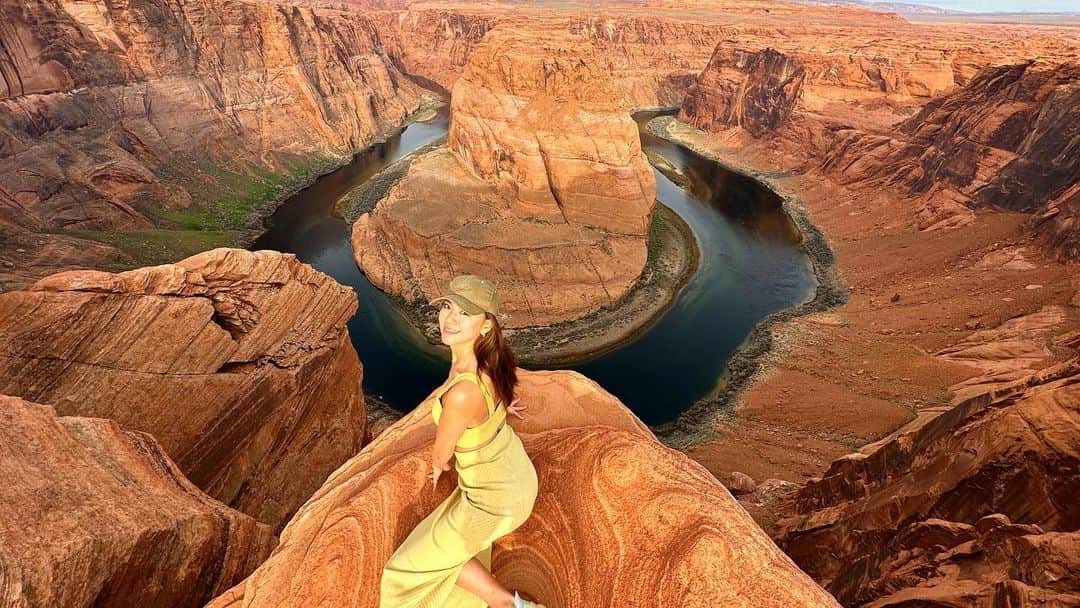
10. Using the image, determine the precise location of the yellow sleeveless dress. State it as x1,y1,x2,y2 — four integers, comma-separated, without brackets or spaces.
379,372,539,607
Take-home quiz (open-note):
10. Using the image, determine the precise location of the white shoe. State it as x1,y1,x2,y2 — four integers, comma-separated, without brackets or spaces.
513,590,540,608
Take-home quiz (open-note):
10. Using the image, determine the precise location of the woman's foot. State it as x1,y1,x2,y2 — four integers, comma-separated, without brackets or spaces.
512,590,546,608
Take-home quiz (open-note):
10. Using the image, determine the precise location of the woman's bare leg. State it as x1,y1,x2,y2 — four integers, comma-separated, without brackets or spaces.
455,557,546,608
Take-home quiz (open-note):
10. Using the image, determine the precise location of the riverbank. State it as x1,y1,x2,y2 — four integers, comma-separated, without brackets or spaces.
240,97,445,249
343,143,700,367
645,116,1078,528
647,116,848,446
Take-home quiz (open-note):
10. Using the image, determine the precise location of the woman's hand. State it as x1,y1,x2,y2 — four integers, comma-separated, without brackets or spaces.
506,397,528,419
430,465,442,489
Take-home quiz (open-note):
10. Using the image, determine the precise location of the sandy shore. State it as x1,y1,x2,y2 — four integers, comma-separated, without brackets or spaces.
345,142,701,366
647,116,1079,529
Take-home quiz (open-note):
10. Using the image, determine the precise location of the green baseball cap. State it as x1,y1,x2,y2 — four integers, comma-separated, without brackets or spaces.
430,274,500,315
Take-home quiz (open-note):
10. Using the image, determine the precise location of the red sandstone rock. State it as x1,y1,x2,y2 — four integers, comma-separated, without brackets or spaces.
0,0,426,286
935,305,1068,401
680,48,807,138
1033,182,1080,262
368,10,723,108
817,62,1079,256
0,394,276,608
448,28,655,234
779,358,1080,599
828,515,1080,607
0,248,365,531
207,370,838,608
352,26,657,328
727,471,759,495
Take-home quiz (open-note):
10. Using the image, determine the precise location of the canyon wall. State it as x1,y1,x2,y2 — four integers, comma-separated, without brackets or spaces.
0,0,425,287
779,358,1080,605
367,10,722,109
208,370,839,608
679,37,1079,260
821,61,1079,256
680,48,807,138
0,394,276,608
0,248,366,531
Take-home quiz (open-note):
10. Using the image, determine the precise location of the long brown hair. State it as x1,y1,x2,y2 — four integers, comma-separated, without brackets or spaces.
475,313,517,407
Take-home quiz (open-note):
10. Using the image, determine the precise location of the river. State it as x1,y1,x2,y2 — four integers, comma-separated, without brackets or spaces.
252,107,815,425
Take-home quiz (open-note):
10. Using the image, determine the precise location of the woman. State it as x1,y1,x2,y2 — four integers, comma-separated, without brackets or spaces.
380,274,545,608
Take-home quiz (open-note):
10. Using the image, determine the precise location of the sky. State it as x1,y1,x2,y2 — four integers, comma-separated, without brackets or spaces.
910,0,1079,11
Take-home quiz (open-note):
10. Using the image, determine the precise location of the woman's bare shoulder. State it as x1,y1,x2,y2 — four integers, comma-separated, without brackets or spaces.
440,380,486,419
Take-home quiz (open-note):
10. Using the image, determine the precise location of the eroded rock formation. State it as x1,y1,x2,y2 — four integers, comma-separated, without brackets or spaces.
679,40,1079,260
0,248,365,530
829,515,1080,607
368,10,722,108
779,358,1080,603
0,394,276,608
680,48,807,138
448,28,654,234
208,370,839,607
820,62,1080,245
0,0,425,287
352,27,657,327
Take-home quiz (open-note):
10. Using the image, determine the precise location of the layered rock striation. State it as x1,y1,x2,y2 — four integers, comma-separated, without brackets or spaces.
0,248,366,531
828,515,1080,607
680,48,807,138
779,358,1080,604
0,394,276,608
208,370,839,607
679,37,1079,260
820,62,1080,246
367,10,723,109
0,0,425,286
448,28,655,234
352,27,657,328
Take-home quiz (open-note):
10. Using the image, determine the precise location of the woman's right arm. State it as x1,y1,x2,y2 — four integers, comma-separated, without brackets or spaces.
430,382,486,483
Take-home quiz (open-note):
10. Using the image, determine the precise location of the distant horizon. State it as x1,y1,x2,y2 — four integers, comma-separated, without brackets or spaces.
881,0,1079,13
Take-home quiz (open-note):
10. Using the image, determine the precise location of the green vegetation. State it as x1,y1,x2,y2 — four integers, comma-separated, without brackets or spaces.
63,149,346,268
148,150,339,231
66,228,241,269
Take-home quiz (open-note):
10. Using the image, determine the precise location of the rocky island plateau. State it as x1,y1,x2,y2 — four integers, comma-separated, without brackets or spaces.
1,0,1077,606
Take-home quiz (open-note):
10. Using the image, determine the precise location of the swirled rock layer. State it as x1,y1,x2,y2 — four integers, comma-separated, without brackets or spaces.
0,248,366,530
0,394,276,608
207,369,838,608
352,27,657,328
